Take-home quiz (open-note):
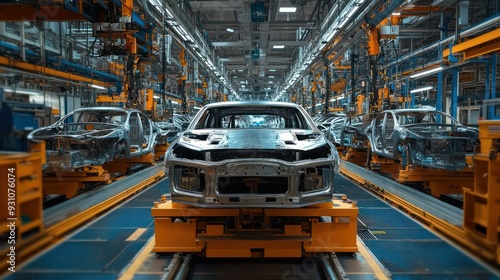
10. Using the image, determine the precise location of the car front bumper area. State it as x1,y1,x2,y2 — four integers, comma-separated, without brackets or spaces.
167,158,336,208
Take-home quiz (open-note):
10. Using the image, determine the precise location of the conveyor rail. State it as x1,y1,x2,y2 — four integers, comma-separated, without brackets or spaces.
158,252,352,280
340,160,463,225
0,164,164,273
4,163,498,279
44,164,164,228
339,159,498,267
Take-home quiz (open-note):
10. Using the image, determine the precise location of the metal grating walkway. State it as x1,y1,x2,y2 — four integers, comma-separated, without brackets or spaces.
4,162,499,279
6,177,169,279
335,163,498,278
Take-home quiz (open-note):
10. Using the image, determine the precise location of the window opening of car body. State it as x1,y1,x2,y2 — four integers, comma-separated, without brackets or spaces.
221,114,286,128
385,113,395,152
129,112,141,150
193,106,310,129
62,110,127,124
139,113,150,148
374,114,384,149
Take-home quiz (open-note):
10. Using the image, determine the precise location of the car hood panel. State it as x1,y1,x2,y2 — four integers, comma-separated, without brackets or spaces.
177,129,324,151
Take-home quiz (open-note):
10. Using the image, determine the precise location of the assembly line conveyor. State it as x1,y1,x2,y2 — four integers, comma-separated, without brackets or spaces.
2,162,498,279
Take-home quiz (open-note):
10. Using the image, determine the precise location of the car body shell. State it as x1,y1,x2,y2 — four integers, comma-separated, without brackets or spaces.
155,120,180,145
326,116,347,145
366,108,478,170
339,115,370,150
164,101,340,208
28,107,157,172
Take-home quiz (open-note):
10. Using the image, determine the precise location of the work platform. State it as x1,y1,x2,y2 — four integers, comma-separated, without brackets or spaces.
152,198,358,258
3,164,499,279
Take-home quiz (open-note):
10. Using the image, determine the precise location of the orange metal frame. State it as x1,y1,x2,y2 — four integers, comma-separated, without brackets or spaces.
367,152,474,198
152,199,358,258
0,56,108,88
103,152,155,175
342,148,368,167
154,144,169,161
42,166,112,199
443,28,500,61
463,120,500,265
398,167,474,197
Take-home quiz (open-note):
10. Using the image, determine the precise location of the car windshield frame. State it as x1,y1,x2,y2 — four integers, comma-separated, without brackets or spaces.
394,110,459,126
190,105,314,130
56,109,129,125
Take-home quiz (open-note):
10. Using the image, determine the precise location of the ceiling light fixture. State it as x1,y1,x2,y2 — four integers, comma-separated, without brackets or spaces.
3,88,40,95
91,84,107,90
410,85,433,93
226,28,235,33
269,69,276,72
273,45,285,49
410,66,443,79
279,7,297,13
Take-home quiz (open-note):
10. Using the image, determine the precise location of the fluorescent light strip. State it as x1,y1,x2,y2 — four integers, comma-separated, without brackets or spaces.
91,84,107,90
410,66,443,78
273,45,285,49
279,7,297,13
410,86,433,93
3,88,40,95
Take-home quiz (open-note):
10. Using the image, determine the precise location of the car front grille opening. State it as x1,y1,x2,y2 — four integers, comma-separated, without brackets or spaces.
217,176,288,194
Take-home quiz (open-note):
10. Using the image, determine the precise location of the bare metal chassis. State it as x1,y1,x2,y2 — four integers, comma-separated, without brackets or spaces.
167,157,335,208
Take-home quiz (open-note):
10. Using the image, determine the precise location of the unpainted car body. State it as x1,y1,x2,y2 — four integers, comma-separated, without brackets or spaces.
326,116,347,145
367,108,478,170
340,115,370,150
155,120,180,145
164,101,340,208
28,107,156,172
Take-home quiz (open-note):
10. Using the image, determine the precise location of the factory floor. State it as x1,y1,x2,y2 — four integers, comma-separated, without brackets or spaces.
5,170,499,279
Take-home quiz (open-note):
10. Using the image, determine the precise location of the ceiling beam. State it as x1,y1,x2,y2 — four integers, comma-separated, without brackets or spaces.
203,21,313,27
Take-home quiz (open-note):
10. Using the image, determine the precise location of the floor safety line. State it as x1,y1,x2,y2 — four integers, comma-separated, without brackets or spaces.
356,237,391,280
119,236,156,280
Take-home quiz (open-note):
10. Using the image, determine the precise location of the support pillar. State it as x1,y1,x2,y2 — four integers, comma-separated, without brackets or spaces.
451,68,459,119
